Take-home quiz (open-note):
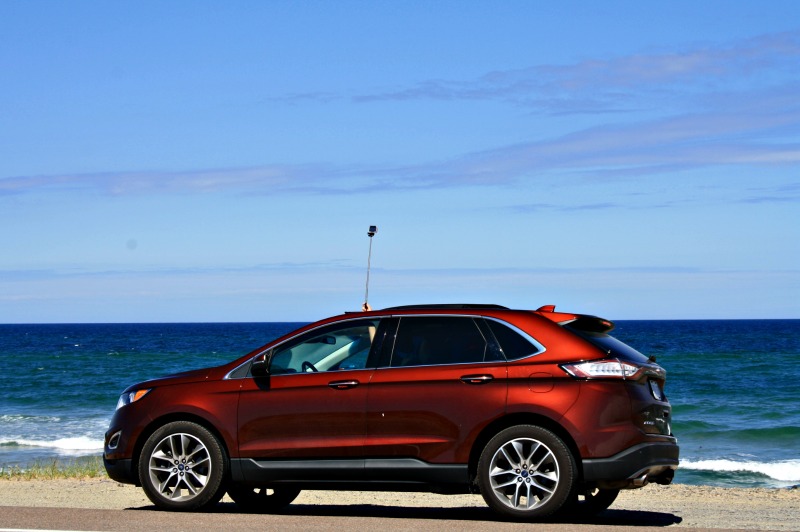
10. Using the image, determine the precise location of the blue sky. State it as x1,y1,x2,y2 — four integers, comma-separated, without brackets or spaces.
1,1,798,323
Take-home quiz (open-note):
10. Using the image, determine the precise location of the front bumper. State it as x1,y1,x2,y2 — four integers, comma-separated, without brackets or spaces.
582,440,679,489
103,456,137,485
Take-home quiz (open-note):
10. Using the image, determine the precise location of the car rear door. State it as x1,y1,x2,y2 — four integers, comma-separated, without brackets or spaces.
364,316,508,464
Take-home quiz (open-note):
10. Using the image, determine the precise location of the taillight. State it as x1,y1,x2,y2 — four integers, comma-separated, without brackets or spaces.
562,359,644,380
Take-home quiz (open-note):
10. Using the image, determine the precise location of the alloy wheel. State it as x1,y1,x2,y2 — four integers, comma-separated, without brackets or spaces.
487,437,560,511
147,432,212,502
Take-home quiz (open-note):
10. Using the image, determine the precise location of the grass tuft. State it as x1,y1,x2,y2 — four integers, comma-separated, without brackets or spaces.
0,455,107,480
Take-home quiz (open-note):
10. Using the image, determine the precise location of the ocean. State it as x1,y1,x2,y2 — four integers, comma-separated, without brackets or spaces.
1,320,798,488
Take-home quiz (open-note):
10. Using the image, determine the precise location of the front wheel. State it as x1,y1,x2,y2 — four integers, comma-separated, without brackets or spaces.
138,421,228,511
477,425,577,519
227,485,301,512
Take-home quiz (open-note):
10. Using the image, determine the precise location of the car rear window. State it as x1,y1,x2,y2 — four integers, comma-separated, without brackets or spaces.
390,316,493,366
567,328,650,364
485,319,544,360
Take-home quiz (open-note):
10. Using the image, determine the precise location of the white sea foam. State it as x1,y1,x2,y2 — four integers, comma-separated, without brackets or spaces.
680,459,800,482
1,414,63,422
0,436,103,451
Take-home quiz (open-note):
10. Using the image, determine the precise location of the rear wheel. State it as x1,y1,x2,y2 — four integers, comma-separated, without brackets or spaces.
477,425,576,519
138,421,227,511
227,485,301,512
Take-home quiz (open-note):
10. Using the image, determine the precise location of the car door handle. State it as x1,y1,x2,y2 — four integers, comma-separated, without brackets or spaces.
328,380,360,390
460,374,494,385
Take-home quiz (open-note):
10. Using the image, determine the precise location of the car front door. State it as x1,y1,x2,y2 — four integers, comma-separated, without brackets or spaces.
237,319,380,460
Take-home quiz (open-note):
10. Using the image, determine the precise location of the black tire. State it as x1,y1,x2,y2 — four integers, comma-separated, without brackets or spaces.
138,421,228,511
566,487,619,515
477,425,577,519
227,485,301,512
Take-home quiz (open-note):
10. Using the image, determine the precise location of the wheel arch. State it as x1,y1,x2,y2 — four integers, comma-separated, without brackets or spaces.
468,413,582,488
130,412,232,486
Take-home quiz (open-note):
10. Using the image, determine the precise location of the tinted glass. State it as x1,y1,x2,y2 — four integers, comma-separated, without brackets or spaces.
270,319,379,374
390,317,489,367
486,319,543,360
573,331,650,364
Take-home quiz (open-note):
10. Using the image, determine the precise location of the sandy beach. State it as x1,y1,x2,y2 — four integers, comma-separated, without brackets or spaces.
0,479,797,530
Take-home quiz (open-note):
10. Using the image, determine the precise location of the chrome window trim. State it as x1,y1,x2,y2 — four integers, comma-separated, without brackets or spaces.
241,367,377,379
378,359,504,370
224,312,547,378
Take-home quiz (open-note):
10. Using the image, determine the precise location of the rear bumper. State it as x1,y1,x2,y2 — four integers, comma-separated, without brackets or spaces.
582,440,679,488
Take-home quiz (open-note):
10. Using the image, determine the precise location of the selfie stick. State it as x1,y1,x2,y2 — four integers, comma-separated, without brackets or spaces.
364,226,377,311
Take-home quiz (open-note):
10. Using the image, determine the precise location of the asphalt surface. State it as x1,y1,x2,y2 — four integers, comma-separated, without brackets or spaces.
0,501,702,532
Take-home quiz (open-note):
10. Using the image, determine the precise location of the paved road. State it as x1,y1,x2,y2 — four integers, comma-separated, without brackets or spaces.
0,501,696,531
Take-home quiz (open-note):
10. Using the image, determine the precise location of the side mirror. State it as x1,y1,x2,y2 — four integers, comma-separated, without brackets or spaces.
250,353,270,377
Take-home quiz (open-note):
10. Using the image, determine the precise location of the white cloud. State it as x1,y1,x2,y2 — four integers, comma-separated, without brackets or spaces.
351,31,800,111
3,32,798,199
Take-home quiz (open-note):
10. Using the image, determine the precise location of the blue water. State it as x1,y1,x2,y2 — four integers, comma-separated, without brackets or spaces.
1,320,798,488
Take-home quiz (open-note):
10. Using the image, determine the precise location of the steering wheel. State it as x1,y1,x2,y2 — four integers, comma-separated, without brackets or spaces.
302,361,318,373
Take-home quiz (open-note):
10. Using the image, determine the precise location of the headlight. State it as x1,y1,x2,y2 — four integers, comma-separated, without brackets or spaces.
116,389,151,410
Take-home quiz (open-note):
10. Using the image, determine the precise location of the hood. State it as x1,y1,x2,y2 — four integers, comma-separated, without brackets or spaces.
123,366,213,393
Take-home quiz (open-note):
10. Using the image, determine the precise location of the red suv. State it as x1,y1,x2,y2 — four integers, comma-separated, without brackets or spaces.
104,304,678,519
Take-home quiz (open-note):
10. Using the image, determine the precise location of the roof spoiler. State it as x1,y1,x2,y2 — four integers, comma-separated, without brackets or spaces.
534,305,615,333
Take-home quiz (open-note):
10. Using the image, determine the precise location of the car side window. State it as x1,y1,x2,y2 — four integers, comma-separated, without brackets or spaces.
269,319,379,375
390,317,491,367
485,318,544,360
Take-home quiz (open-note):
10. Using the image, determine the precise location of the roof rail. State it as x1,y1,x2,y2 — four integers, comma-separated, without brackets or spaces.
382,304,509,310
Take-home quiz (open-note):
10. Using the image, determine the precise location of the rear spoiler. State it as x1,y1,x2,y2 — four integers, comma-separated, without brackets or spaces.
534,305,615,333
